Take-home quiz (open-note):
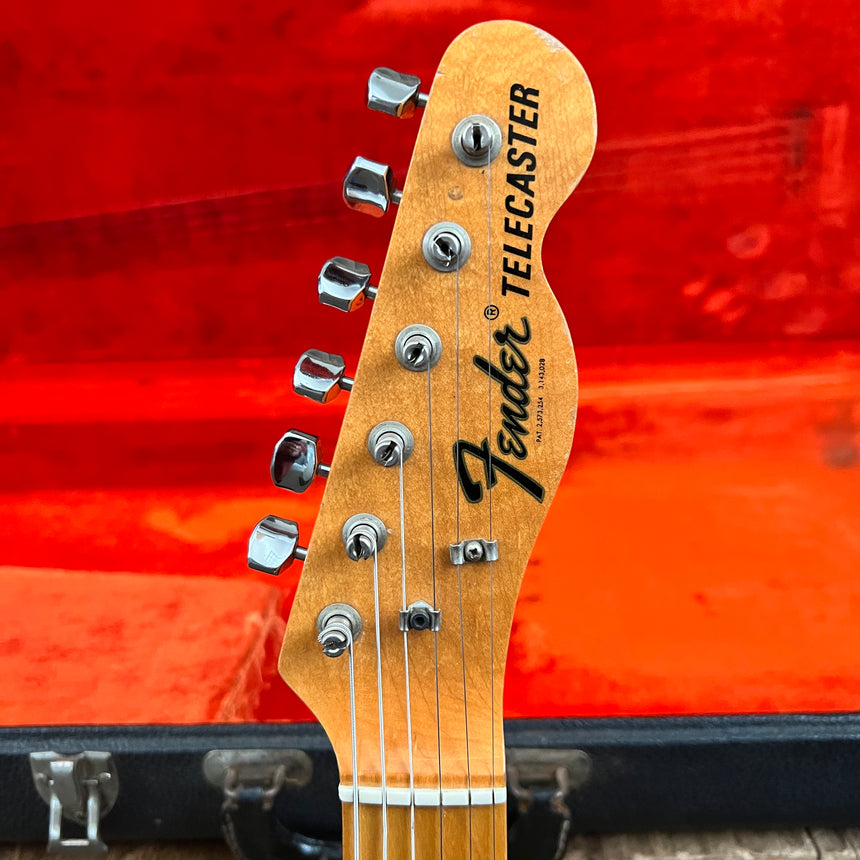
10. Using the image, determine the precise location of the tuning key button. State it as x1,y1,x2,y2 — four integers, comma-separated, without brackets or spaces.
366,68,428,118
248,515,308,575
318,257,378,312
294,349,354,403
343,157,402,217
271,429,331,493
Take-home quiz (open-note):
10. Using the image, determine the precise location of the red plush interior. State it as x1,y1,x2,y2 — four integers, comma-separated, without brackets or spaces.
1,0,858,725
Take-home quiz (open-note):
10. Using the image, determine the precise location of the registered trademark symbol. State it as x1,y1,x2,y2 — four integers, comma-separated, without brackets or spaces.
484,304,500,320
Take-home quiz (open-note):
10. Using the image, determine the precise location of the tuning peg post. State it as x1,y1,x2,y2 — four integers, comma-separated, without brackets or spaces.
271,429,330,493
294,349,354,403
343,156,401,217
366,68,428,118
318,257,378,313
248,515,307,576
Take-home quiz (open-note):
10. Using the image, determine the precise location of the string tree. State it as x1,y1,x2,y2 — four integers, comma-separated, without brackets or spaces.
399,600,441,633
271,429,330,494
343,157,401,216
366,68,428,118
247,516,307,576
449,538,500,565
293,350,354,403
318,257,377,313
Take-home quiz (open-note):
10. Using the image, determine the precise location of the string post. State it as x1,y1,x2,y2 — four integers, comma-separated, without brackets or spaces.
422,222,472,272
451,114,502,167
368,421,415,468
342,513,388,562
316,604,361,658
395,324,443,372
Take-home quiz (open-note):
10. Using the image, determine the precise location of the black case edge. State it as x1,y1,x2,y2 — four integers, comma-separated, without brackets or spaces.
4,714,860,842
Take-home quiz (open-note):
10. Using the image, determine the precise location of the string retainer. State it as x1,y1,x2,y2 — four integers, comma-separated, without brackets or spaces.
399,600,441,632
449,538,499,565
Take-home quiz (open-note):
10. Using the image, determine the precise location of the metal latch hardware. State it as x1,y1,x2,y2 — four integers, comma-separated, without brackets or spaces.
203,748,313,811
29,751,118,856
507,748,592,860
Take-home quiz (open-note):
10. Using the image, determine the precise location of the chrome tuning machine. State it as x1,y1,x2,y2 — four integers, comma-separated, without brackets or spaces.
248,516,307,576
293,350,354,403
318,257,377,313
271,430,330,493
343,157,401,217
366,68,428,118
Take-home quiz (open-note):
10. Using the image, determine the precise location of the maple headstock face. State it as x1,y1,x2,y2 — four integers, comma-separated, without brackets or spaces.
275,14,595,829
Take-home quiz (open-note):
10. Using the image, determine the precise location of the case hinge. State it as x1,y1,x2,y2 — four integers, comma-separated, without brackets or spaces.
29,751,118,856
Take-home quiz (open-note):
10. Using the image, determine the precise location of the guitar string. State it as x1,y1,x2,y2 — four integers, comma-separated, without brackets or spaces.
347,630,360,860
486,139,497,858
399,455,417,860
371,541,389,860
454,251,474,858
426,361,444,856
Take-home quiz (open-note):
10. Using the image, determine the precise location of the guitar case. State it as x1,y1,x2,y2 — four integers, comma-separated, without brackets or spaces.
3,2,860,859
6,716,860,858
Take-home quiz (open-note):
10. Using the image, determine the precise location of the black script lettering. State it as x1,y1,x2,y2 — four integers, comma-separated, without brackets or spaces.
509,104,538,129
504,195,533,219
454,439,545,504
510,84,540,109
507,148,536,171
507,173,535,197
507,126,537,147
494,317,531,347
503,257,532,281
501,276,530,297
504,217,533,240
501,85,539,300
503,242,532,260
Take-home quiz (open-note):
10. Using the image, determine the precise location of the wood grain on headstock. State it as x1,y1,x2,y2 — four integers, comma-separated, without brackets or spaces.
280,20,595,858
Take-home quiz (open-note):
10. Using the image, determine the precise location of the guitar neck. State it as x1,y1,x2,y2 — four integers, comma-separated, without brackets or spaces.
345,804,507,859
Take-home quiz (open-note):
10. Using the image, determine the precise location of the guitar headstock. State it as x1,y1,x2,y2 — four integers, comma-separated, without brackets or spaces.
249,18,595,854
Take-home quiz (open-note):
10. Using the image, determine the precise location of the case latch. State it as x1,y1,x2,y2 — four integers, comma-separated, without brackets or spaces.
29,751,118,856
507,748,592,860
203,748,313,811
